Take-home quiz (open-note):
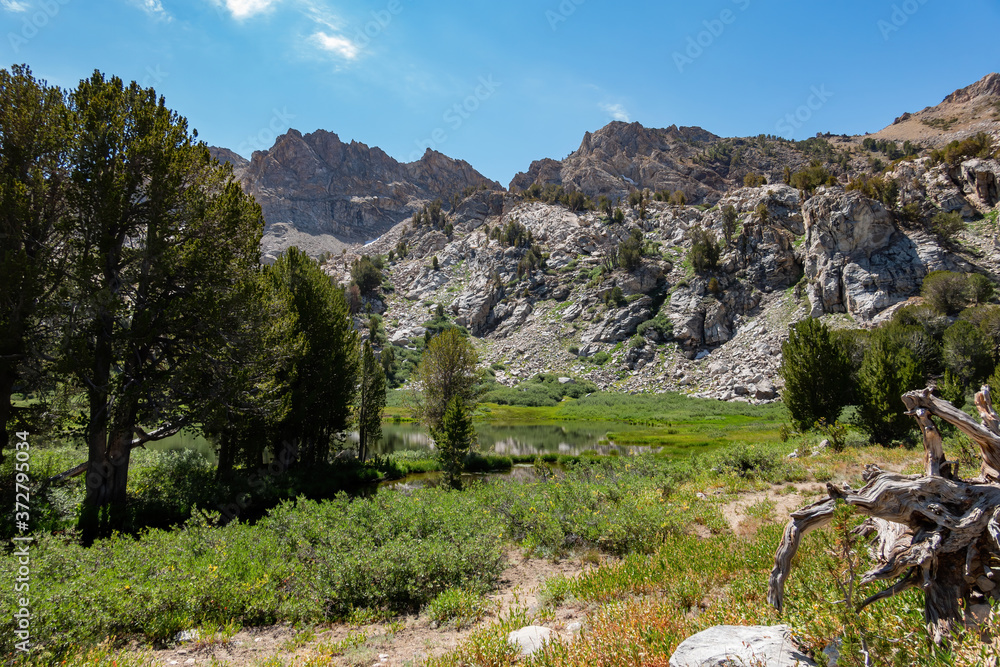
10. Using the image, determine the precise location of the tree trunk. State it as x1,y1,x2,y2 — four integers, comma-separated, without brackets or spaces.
769,385,1000,645
0,366,14,466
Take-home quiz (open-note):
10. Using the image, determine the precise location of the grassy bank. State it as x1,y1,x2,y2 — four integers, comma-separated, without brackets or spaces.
2,444,804,662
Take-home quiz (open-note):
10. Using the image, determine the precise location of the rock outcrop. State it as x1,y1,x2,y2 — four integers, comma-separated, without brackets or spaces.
802,189,925,319
224,129,500,261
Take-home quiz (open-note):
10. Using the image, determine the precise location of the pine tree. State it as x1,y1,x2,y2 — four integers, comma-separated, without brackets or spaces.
433,395,477,489
779,318,853,431
855,334,923,445
356,340,386,462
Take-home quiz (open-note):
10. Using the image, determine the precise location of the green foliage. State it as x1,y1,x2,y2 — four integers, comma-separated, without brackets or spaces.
845,174,899,209
431,255,439,271
922,270,973,315
686,226,721,274
855,331,923,445
942,320,993,390
779,318,853,431
63,70,265,538
0,65,74,465
861,137,919,160
929,210,965,244
966,273,995,305
350,255,383,296
433,396,477,489
481,374,599,407
415,328,480,433
266,248,360,466
619,227,644,271
604,285,626,307
789,163,832,195
636,313,674,341
426,588,488,629
929,132,997,166
713,443,794,483
0,488,505,657
522,183,593,211
721,204,738,245
491,217,533,248
413,199,448,228
356,341,387,462
743,172,766,187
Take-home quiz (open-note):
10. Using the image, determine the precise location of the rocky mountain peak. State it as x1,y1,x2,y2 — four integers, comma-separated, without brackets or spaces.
943,72,1000,105
215,128,499,261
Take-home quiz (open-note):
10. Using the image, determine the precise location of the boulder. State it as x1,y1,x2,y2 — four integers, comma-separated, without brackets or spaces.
669,625,816,667
802,189,926,319
507,626,553,657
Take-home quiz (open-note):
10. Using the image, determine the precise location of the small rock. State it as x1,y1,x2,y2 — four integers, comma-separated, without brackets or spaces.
508,626,553,657
566,622,583,634
976,575,996,592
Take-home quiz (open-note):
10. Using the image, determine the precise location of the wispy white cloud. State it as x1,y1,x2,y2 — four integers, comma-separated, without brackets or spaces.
1,0,30,12
601,102,631,122
132,0,170,20
216,0,281,20
310,31,359,60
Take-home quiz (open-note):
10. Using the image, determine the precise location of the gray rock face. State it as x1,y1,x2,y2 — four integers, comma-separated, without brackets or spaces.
581,296,652,345
802,189,925,319
231,129,499,259
669,625,816,667
959,158,1000,208
668,278,761,358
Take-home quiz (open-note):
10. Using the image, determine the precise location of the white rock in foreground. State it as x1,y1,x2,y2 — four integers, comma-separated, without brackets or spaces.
507,625,553,657
669,625,816,667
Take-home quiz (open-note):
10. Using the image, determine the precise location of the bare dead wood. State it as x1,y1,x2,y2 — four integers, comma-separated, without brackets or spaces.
769,385,1000,645
44,422,190,484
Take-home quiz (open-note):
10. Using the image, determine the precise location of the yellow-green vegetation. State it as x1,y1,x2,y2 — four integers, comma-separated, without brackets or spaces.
7,432,1000,665
425,437,1000,667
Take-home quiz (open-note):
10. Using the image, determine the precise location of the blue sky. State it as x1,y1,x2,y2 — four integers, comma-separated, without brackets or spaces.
2,0,998,185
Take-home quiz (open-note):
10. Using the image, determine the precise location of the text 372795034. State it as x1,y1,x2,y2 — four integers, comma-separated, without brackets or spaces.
12,430,32,653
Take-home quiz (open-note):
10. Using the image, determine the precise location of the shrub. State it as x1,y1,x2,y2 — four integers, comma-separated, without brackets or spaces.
426,588,488,629
930,132,996,166
855,332,923,445
942,320,993,389
722,204,738,245
743,172,766,187
967,273,995,305
351,255,383,296
929,210,965,244
619,228,644,271
713,443,789,482
604,285,625,307
636,313,673,341
779,318,853,431
846,174,899,209
790,163,831,195
922,270,970,315
686,226,721,274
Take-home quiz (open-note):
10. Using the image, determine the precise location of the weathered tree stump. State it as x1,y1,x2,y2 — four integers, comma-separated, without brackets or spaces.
768,385,1000,644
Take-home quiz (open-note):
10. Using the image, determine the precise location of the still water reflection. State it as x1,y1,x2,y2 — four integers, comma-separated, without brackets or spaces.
150,421,646,462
